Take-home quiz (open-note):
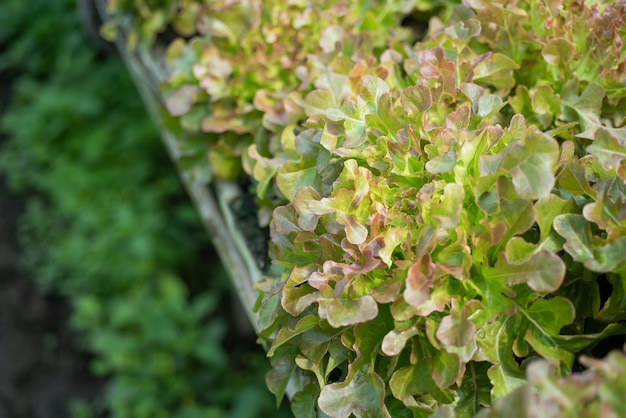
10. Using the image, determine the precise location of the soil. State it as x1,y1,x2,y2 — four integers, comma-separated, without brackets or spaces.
0,73,104,417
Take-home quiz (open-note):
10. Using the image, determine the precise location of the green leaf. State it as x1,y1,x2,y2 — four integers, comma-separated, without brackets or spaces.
431,183,465,229
455,362,492,417
471,270,516,326
268,315,319,357
389,342,455,404
554,323,626,352
360,75,390,106
318,295,378,328
478,122,559,200
534,195,576,244
473,52,520,90
488,249,566,293
426,149,457,174
318,366,390,418
292,187,324,231
382,326,420,356
379,227,409,267
594,349,626,417
353,320,391,367
526,297,574,336
504,237,537,264
431,347,463,390
250,149,279,198
477,94,504,118
587,128,626,173
497,199,535,242
257,293,283,334
281,267,321,316
446,105,471,132
587,237,626,273
304,89,335,117
521,297,575,365
532,85,561,116
343,214,369,245
525,360,598,415
556,161,596,198
476,378,532,418
553,214,595,262
562,81,605,139
582,177,626,230
436,300,477,348
271,204,301,237
315,72,352,106
325,108,348,122
554,214,626,272
296,341,331,388
324,101,369,150
545,122,579,139
483,317,527,398
290,384,321,418
415,47,457,98
541,37,575,67
400,85,433,115
508,129,559,200
276,162,319,201
266,346,299,407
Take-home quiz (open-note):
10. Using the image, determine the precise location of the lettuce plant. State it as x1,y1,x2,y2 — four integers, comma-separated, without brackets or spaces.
109,0,626,416
252,1,626,416
158,0,430,189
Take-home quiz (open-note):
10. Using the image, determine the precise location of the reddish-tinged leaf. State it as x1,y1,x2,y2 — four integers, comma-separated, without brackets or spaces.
431,183,465,229
293,187,322,231
542,38,575,66
318,295,378,328
404,255,436,311
318,367,390,418
437,308,476,348
473,53,519,90
343,214,368,245
164,84,199,116
382,326,419,356
588,128,626,172
401,84,433,115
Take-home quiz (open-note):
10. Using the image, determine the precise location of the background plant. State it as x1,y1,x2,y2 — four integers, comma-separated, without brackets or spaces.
0,1,291,417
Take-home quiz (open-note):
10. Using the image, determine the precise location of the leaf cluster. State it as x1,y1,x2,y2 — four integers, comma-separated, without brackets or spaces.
110,0,626,416
159,0,444,189
247,0,626,416
454,345,626,418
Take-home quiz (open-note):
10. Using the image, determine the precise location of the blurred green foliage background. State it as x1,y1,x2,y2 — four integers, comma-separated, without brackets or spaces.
0,1,290,417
